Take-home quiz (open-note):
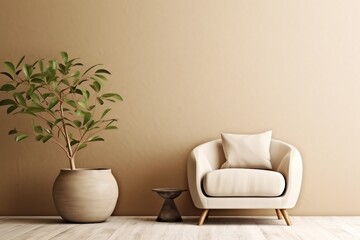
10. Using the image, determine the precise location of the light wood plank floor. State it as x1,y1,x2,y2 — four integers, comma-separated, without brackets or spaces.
0,216,360,240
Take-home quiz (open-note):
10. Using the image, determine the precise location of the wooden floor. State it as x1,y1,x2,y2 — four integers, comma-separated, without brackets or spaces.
0,216,360,240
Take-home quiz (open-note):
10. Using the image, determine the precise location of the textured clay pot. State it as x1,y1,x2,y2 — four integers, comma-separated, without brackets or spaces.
53,168,118,223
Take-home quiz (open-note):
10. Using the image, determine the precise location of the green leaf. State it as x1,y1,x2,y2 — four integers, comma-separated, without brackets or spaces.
58,64,66,75
75,109,86,116
71,71,81,85
0,84,15,92
70,70,80,77
20,110,36,116
30,72,42,77
42,134,52,143
32,60,39,67
29,101,45,110
81,89,90,100
65,62,72,70
33,124,43,134
65,123,75,128
97,97,104,105
27,65,33,77
27,84,35,96
73,120,82,128
0,99,16,106
77,79,88,85
68,58,80,64
60,79,70,86
8,128,18,135
7,105,18,113
53,118,62,126
42,93,54,100
48,97,59,110
78,143,88,151
82,64,102,77
77,101,87,109
47,119,60,130
0,72,14,80
13,93,26,106
22,65,30,78
101,108,111,119
15,134,28,142
94,74,107,80
39,60,44,72
16,56,25,69
47,121,54,129
49,60,57,70
83,112,91,125
101,93,123,101
74,88,82,95
35,135,43,141
31,78,44,84
60,51,68,62
105,125,118,130
70,139,79,146
4,61,15,74
90,81,101,93
95,69,111,75
30,93,40,103
105,119,117,126
87,136,104,142
65,99,77,108
25,107,44,113
85,120,95,129
50,81,57,91
30,102,43,108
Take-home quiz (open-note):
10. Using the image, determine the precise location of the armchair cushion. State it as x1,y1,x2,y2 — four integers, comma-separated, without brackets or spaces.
203,168,285,197
221,131,272,169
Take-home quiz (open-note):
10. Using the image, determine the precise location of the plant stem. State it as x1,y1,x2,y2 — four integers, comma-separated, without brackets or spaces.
72,129,89,158
70,156,75,170
59,100,75,170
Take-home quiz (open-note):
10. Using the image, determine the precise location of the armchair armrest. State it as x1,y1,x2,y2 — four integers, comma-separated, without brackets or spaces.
187,149,213,209
276,143,303,208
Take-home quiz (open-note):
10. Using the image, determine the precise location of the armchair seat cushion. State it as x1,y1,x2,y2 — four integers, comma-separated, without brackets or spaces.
203,169,285,197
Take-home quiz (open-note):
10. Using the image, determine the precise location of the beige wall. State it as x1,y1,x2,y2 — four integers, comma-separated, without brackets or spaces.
1,0,360,216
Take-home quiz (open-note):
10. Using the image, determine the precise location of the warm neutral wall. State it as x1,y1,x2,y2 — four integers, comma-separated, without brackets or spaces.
1,0,360,216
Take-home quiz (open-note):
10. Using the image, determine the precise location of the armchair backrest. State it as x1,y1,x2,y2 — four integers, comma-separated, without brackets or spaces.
193,139,292,171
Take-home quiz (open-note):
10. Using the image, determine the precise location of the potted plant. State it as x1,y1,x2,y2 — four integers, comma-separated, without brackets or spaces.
0,52,122,223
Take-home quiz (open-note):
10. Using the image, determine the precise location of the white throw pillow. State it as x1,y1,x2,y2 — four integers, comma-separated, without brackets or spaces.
221,131,272,170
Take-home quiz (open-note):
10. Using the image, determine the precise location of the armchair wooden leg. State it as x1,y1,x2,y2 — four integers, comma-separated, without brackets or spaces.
205,209,210,220
275,209,282,220
198,209,209,225
279,209,292,226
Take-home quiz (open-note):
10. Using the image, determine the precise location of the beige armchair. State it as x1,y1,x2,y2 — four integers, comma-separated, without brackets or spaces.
187,139,302,226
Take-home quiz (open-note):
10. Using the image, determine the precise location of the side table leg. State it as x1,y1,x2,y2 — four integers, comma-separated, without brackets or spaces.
156,199,182,222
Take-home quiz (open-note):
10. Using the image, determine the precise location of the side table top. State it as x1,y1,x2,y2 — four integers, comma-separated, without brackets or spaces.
152,188,187,199
152,188,187,193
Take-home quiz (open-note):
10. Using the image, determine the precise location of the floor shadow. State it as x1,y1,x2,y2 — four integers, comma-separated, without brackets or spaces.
202,217,283,226
1,217,121,225
2,216,284,226
126,216,282,226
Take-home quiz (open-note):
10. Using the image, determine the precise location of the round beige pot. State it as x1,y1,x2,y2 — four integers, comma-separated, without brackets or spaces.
53,168,118,223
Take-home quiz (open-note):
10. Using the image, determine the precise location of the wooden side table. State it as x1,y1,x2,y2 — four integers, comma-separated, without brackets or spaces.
152,188,187,222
